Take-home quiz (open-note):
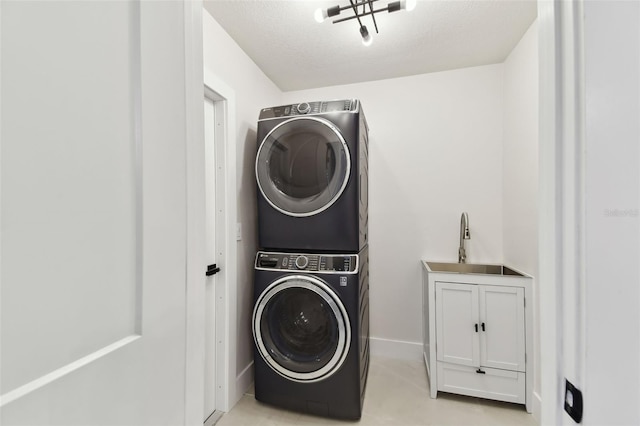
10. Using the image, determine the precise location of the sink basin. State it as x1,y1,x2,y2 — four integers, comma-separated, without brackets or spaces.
426,262,525,277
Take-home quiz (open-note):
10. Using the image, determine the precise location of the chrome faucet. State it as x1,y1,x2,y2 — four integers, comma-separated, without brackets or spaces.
458,212,470,263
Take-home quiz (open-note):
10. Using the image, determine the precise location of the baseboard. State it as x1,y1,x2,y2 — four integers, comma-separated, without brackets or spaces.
234,361,254,403
370,336,422,361
423,351,431,378
532,390,542,424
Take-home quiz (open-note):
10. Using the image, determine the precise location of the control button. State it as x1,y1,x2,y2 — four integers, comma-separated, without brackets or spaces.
295,255,309,269
282,258,288,267
297,102,311,114
284,107,290,115
318,257,326,271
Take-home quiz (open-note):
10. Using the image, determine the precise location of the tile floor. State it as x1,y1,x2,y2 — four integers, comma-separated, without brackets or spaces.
215,357,537,425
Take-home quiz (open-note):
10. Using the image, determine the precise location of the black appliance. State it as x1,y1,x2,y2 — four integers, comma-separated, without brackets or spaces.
252,246,370,419
255,99,368,253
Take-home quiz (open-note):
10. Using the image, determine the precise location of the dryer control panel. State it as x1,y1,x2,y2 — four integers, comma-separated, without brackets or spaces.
255,251,358,273
258,99,358,119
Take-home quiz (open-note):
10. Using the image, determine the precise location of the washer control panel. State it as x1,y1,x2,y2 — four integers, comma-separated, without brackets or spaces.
256,251,357,273
259,99,357,119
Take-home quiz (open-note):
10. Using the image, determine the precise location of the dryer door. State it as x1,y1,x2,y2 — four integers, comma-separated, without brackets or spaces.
252,275,351,382
256,117,350,217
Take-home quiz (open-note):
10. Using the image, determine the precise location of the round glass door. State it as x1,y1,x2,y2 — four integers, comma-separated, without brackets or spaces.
255,117,350,217
252,276,351,382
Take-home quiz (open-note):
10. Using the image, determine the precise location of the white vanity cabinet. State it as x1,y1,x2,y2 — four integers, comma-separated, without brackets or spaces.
422,261,532,413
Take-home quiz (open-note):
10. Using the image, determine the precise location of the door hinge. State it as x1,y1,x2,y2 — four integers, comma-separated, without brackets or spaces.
206,264,221,276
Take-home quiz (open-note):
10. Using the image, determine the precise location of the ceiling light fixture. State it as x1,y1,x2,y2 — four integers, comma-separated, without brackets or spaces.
315,0,416,46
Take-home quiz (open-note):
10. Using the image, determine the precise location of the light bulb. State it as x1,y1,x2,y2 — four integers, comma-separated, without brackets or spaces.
360,26,373,46
399,0,416,11
314,8,327,23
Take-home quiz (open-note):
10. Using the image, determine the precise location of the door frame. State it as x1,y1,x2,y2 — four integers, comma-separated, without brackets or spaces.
538,0,586,424
185,66,239,418
184,1,238,420
200,69,238,413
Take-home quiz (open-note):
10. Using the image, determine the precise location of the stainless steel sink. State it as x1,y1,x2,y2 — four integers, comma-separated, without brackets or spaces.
426,262,524,277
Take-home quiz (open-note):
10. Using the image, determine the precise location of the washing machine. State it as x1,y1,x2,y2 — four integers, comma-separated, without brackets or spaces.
252,245,370,420
255,99,368,253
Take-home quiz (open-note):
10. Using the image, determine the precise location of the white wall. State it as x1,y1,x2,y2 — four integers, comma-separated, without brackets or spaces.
283,66,505,354
503,23,538,277
583,1,639,423
502,20,539,418
202,11,281,385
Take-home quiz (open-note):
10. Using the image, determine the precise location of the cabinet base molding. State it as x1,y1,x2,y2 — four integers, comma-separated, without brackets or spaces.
436,362,525,404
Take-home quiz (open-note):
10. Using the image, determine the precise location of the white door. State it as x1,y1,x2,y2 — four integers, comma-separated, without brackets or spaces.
203,97,217,421
478,286,525,372
435,282,479,367
1,1,199,424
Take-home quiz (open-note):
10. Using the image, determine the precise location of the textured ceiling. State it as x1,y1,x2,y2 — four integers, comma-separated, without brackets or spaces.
203,0,537,92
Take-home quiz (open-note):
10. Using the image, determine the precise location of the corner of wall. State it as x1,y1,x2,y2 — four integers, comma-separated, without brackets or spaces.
532,391,542,425
501,16,540,422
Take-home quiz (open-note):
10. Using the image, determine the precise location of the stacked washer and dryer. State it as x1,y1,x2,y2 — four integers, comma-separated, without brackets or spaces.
252,99,370,420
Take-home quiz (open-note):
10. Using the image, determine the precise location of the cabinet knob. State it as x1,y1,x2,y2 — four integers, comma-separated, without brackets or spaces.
481,322,486,331
476,369,486,374
474,323,478,332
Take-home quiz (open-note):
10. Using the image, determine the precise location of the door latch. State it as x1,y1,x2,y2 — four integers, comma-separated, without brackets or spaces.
206,264,220,276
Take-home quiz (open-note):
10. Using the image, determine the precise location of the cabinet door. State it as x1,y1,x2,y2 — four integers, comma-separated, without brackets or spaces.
479,286,525,371
436,282,479,367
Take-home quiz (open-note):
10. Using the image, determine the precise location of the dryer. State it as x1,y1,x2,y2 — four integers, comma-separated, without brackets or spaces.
252,245,370,420
255,99,368,253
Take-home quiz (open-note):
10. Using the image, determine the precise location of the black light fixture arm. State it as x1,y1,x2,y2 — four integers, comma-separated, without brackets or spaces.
348,0,366,31
316,0,415,45
367,0,379,34
333,0,381,13
332,0,405,24
332,5,390,25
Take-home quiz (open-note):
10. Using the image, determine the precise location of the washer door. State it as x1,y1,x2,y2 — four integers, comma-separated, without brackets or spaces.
256,117,350,217
252,275,351,382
